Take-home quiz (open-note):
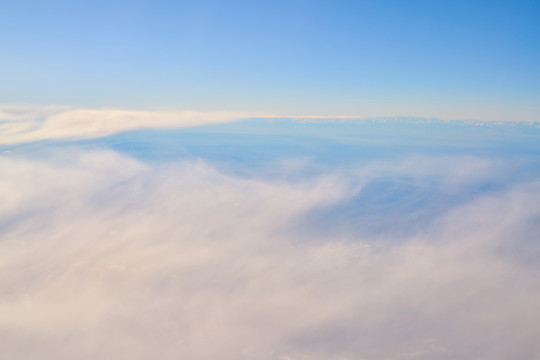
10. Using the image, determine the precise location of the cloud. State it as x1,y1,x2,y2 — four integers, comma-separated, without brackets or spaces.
0,104,254,145
1,150,540,359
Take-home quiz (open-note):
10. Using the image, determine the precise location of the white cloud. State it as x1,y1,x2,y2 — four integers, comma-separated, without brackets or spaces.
1,151,540,359
0,104,254,145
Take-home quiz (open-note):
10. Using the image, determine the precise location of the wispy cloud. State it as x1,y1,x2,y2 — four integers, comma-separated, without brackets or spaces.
1,151,540,359
0,105,254,145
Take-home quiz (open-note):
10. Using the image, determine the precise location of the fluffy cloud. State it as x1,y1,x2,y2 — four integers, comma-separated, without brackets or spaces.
0,104,254,145
1,150,540,359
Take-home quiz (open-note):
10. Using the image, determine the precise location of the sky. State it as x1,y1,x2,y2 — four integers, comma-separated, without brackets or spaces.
2,2,540,359
1,0,539,120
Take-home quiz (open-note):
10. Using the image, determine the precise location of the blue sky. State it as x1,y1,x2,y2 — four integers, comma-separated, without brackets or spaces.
1,0,539,120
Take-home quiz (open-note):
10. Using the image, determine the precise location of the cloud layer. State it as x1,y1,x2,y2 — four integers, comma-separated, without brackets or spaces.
1,150,540,359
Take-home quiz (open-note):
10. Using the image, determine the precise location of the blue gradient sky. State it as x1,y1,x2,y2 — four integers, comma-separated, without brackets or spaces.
1,0,539,120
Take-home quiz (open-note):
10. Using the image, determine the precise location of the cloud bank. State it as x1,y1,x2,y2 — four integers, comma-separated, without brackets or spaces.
0,104,253,145
1,150,540,359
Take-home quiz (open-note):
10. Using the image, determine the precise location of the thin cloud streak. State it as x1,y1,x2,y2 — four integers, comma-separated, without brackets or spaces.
0,105,255,145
